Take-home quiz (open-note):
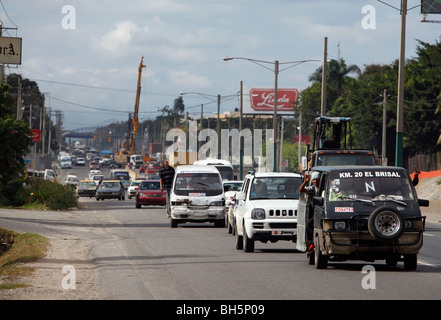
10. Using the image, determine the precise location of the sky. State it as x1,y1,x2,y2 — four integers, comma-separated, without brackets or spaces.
1,0,440,131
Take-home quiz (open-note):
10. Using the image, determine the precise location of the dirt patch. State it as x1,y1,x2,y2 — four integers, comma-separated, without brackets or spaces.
0,236,102,300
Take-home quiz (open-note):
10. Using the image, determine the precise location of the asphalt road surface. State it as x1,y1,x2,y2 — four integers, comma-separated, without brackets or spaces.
1,164,440,301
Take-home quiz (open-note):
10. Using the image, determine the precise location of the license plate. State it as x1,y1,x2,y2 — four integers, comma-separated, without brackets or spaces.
272,230,296,236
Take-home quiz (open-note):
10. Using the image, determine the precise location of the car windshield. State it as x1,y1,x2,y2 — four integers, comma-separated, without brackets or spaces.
327,169,415,202
140,181,160,190
224,182,243,192
101,182,120,188
174,173,223,196
80,182,96,188
250,177,302,200
130,181,142,187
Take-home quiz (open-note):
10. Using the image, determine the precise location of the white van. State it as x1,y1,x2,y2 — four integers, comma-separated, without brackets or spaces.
169,165,226,228
193,158,234,180
60,156,72,169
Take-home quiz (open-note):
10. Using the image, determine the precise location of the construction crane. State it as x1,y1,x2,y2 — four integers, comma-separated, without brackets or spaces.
127,56,146,155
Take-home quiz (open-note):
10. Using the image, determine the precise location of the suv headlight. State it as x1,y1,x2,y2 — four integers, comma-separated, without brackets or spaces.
251,208,266,220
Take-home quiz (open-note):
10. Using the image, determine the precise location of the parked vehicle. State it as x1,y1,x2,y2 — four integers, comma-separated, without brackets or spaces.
169,165,225,228
296,166,428,270
135,180,166,208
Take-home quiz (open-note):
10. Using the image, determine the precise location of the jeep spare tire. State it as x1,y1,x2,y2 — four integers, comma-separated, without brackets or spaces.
368,207,404,242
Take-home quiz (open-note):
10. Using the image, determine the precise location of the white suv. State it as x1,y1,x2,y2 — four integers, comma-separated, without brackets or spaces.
233,171,302,252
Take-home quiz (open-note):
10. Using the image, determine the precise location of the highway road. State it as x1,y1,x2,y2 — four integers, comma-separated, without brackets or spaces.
1,164,440,302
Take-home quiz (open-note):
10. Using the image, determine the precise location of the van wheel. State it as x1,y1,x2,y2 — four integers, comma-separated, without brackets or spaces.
314,235,328,269
403,254,417,271
243,224,254,253
368,208,404,242
171,218,178,228
235,226,243,250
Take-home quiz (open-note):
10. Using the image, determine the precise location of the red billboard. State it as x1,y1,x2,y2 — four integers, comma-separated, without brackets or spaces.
31,129,41,142
249,88,299,112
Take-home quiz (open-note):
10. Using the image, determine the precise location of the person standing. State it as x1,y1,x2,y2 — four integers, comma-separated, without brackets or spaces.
159,159,175,217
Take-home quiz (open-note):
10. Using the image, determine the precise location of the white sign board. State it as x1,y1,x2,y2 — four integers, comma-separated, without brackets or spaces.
0,37,22,64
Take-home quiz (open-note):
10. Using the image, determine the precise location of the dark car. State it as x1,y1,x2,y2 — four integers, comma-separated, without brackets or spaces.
76,180,97,198
135,180,166,208
95,180,126,201
296,166,428,270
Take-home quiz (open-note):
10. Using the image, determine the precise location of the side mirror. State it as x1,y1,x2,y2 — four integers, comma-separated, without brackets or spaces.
236,191,245,201
418,199,429,207
312,196,324,206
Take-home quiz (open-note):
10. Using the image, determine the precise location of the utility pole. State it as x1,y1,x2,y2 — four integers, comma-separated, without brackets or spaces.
273,60,279,172
396,0,407,167
321,37,328,116
381,89,388,165
239,81,243,180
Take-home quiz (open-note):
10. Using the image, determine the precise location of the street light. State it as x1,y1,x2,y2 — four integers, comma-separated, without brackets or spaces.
223,56,322,171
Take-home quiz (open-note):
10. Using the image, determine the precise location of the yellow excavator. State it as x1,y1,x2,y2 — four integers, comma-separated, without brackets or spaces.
129,56,146,154
115,57,146,167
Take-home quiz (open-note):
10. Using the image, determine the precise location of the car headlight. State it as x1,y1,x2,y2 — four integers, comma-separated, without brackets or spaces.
251,208,265,220
334,221,347,230
210,200,225,206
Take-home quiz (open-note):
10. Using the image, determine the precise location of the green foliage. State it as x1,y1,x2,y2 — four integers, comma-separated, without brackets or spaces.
0,82,33,206
299,37,441,162
23,180,78,210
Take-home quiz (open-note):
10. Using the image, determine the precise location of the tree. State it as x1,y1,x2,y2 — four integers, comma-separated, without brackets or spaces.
309,58,361,95
0,82,32,205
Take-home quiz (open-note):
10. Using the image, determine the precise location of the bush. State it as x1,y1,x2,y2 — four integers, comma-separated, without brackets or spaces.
25,180,78,210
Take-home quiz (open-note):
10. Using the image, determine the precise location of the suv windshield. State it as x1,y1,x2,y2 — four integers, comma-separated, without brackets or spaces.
174,173,223,196
317,154,375,166
250,177,302,200
327,169,415,202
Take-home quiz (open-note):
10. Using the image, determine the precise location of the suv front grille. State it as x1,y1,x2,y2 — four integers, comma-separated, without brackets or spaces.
268,209,296,217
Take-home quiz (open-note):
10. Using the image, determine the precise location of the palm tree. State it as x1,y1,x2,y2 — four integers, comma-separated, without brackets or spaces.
308,58,361,93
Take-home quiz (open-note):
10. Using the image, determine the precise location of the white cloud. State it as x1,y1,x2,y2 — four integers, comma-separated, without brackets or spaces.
168,70,212,88
92,21,139,58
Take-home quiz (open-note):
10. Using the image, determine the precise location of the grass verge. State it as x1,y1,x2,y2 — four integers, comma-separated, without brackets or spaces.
0,227,49,290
